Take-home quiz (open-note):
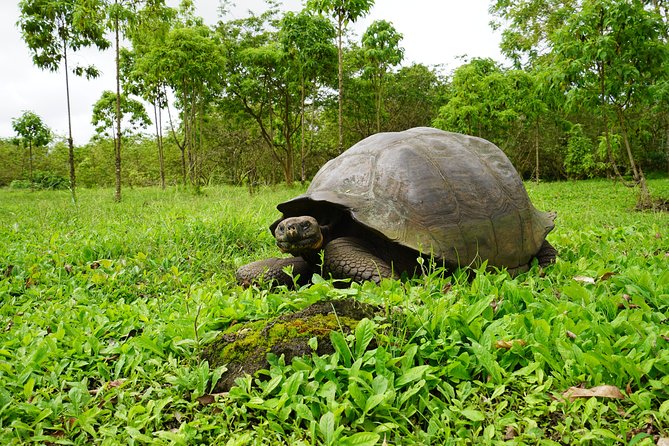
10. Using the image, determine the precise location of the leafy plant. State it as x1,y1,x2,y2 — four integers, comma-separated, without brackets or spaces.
0,180,668,443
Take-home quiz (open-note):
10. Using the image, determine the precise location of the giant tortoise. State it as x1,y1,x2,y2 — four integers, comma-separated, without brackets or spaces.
236,127,557,286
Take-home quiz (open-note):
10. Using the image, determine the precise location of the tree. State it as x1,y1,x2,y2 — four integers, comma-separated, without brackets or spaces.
219,10,305,185
11,111,52,184
279,10,337,182
91,90,151,143
489,0,578,67
145,23,225,186
307,0,375,151
122,2,176,189
18,0,109,202
361,20,403,133
383,64,445,131
551,0,669,207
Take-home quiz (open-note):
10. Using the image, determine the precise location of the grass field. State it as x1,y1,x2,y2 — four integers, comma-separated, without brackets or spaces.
1,178,668,445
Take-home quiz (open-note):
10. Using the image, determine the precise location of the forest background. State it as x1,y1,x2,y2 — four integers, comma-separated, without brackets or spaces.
2,0,669,207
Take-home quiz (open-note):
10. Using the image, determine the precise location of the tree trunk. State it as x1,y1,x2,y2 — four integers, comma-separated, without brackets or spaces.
337,14,344,152
28,141,34,184
666,119,669,176
534,117,540,183
300,76,306,184
63,41,76,203
113,8,122,203
616,107,652,208
153,102,166,190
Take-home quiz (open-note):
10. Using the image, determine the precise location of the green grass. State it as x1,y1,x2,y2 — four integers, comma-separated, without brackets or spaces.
0,179,668,445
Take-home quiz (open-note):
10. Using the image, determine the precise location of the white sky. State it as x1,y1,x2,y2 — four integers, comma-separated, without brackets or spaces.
0,0,502,144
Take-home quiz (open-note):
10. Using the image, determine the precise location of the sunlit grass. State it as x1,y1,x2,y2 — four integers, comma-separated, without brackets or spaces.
0,178,667,444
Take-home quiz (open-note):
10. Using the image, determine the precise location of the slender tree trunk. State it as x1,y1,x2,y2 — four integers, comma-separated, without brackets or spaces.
113,7,122,203
28,142,34,183
153,102,166,190
616,107,651,208
337,14,344,152
300,75,306,184
534,117,540,183
599,62,625,181
666,121,669,176
63,41,76,203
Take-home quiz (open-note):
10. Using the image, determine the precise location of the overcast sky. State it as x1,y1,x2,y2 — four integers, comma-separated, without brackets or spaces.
0,0,503,144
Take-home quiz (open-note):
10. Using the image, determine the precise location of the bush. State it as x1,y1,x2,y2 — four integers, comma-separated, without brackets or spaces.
32,171,68,190
9,179,32,189
564,124,606,179
9,171,68,190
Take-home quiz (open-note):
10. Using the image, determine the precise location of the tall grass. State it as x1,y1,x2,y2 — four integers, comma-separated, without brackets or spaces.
0,178,667,444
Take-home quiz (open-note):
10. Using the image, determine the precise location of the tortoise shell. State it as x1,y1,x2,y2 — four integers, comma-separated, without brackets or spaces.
276,127,554,270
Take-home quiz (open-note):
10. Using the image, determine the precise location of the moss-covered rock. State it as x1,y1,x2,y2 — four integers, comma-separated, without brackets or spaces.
202,298,380,391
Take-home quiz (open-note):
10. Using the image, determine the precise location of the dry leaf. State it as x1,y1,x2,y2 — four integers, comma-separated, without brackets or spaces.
504,426,517,440
566,330,577,339
562,385,625,402
64,264,73,274
197,394,216,406
494,339,527,349
599,271,615,281
573,275,596,284
197,392,227,406
619,294,641,309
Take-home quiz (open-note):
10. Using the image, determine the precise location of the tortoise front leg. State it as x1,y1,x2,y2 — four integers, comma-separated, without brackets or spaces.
236,257,313,288
322,237,395,284
534,240,558,267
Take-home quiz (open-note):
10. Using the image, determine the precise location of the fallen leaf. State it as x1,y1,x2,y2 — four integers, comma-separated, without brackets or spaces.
618,294,641,309
197,394,215,406
573,275,596,284
599,271,615,281
504,425,517,440
90,261,101,270
566,330,577,339
562,385,625,402
494,339,527,349
442,283,452,294
655,233,662,239
197,392,227,406
64,264,73,274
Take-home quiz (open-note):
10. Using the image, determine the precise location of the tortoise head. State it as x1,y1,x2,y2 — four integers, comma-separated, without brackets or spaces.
274,216,324,255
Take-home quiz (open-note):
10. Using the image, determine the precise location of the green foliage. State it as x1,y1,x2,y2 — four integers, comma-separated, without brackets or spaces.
564,124,605,179
91,90,151,138
0,180,668,443
11,111,51,150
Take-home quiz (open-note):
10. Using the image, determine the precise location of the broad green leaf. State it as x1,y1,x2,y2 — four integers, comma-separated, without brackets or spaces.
396,365,431,387
363,393,386,413
330,331,352,366
319,411,335,445
339,432,380,446
460,408,485,422
354,318,375,358
470,341,503,383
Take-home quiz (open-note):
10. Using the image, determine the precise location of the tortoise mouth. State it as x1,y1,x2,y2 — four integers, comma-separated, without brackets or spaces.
276,234,323,254
274,216,324,255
